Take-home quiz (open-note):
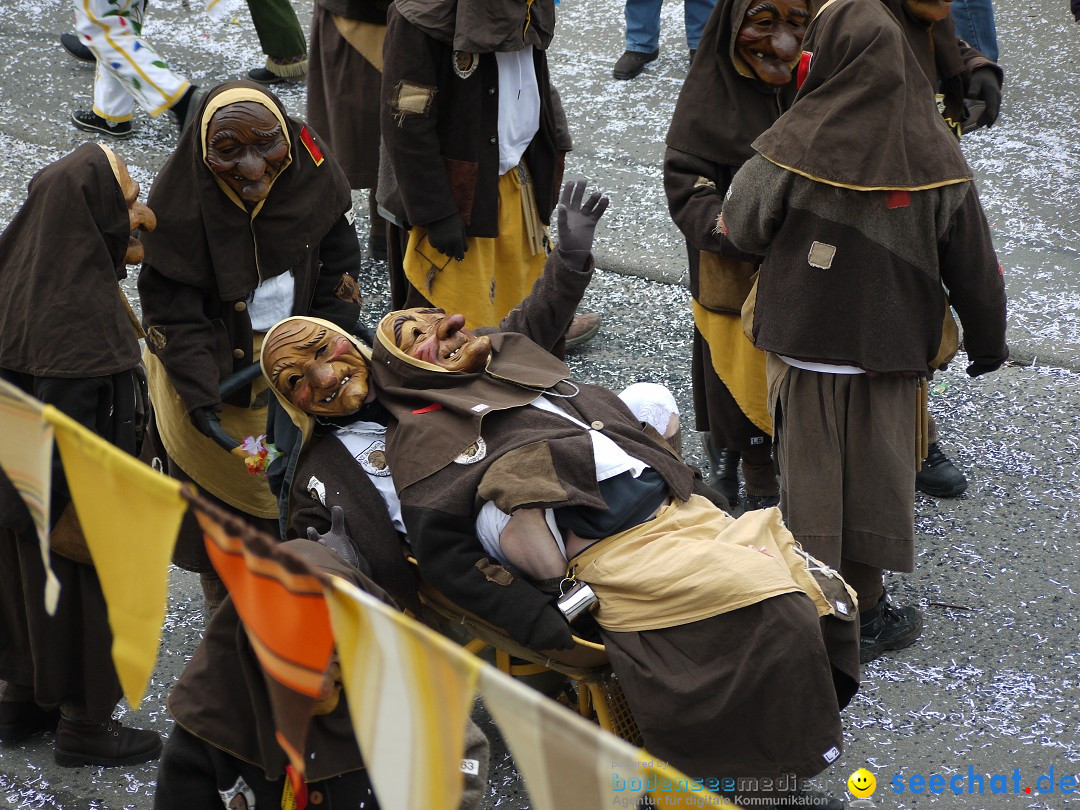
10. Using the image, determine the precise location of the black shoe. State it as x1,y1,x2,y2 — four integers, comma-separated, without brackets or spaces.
612,49,659,80
0,701,60,744
742,493,780,512
61,33,95,62
916,441,968,497
71,109,132,139
247,67,288,85
367,233,388,262
54,716,162,767
859,597,922,663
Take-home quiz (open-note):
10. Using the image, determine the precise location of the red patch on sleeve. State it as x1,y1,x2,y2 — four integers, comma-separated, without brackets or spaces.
886,190,910,209
412,402,443,414
299,126,324,166
796,51,812,89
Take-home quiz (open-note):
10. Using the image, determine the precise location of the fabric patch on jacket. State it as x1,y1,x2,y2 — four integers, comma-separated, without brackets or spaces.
693,175,717,189
391,80,436,119
334,272,363,305
476,557,514,585
453,51,479,79
477,441,567,514
807,241,836,270
146,326,167,350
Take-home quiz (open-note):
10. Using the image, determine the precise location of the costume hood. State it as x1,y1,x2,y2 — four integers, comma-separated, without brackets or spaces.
666,0,810,166
0,143,141,377
371,309,570,491
394,0,555,52
751,0,972,190
141,81,351,301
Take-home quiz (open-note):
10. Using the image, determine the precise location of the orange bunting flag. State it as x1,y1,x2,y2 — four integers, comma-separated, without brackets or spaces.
187,490,335,776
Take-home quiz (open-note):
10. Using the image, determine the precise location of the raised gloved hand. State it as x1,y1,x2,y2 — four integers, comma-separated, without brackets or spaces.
967,68,1002,128
426,213,468,261
189,404,223,438
557,178,610,271
525,605,576,650
306,505,361,569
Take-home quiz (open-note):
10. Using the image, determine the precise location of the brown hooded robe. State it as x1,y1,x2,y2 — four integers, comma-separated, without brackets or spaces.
0,144,142,721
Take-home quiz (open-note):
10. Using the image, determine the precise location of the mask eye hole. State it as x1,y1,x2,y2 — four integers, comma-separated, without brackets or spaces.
287,375,301,390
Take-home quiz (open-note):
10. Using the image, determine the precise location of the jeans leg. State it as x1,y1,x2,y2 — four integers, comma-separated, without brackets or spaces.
684,0,719,51
624,0,664,52
950,0,999,61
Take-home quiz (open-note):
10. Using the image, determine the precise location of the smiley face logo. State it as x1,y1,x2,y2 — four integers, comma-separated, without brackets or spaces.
848,768,877,798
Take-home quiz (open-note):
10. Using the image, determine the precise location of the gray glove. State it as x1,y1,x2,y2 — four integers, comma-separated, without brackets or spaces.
556,178,610,270
426,213,468,261
306,505,361,569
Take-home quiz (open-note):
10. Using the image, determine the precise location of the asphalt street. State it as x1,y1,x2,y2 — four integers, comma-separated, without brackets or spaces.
1,0,1079,807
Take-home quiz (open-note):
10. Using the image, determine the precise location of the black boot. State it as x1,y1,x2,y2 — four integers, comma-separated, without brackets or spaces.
0,701,60,744
704,437,741,506
915,441,968,497
54,716,162,767
859,595,923,663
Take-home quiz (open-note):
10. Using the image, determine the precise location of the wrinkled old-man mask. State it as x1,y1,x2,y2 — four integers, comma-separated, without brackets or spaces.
263,319,371,417
736,0,811,86
392,308,492,373
205,101,289,205
114,155,157,265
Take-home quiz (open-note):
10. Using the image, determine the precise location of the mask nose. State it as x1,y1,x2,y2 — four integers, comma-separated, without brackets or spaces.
773,31,800,63
237,152,265,180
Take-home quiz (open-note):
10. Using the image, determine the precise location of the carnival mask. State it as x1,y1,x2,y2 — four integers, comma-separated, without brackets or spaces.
115,156,156,265
205,101,289,205
263,319,372,417
391,308,492,373
736,0,811,86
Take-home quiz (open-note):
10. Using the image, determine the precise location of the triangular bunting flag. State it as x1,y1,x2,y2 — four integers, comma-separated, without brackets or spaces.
191,492,335,775
478,663,650,809
0,378,61,613
46,405,185,708
325,576,481,810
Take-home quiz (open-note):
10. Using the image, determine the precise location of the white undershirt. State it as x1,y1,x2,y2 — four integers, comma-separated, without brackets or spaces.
495,47,540,175
247,272,295,332
333,421,406,534
779,355,865,375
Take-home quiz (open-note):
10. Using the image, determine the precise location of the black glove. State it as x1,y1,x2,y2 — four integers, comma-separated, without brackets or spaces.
525,606,576,650
306,505,361,569
966,356,1006,377
426,213,468,261
556,178,610,270
967,68,1001,128
189,404,223,438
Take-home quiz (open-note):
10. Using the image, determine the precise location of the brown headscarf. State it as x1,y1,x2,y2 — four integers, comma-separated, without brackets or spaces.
0,144,140,378
394,0,555,52
665,0,804,167
751,0,972,190
371,310,570,491
141,81,352,301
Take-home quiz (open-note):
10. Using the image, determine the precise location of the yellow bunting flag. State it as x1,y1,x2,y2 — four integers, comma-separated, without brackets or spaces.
191,493,336,775
477,663,653,809
45,406,185,708
0,378,60,613
324,576,481,810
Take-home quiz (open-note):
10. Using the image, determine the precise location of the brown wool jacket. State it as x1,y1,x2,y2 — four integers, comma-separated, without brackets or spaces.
378,5,561,234
723,155,1008,375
